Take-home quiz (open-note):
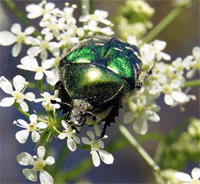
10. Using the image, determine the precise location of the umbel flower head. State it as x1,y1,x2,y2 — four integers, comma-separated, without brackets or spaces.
0,23,35,57
82,131,114,167
17,146,55,184
175,167,200,183
14,114,47,144
0,75,35,112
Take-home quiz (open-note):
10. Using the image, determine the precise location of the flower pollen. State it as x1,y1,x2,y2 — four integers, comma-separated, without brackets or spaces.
33,158,46,171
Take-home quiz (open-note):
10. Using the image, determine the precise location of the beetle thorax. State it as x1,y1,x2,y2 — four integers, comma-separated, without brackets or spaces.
68,99,92,125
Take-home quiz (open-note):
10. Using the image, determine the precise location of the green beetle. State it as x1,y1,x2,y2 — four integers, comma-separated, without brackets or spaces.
54,36,150,137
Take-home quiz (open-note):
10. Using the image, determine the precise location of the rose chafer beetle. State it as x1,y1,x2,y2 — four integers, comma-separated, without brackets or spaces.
54,36,151,137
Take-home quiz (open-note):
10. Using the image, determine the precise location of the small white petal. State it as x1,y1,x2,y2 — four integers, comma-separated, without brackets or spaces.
23,169,37,182
58,133,66,139
164,94,174,105
12,43,22,57
67,138,76,151
123,111,134,124
94,125,101,137
192,46,200,58
40,50,48,60
11,23,21,34
98,149,114,164
186,70,195,79
92,151,100,167
40,170,54,184
25,92,35,101
171,91,189,103
35,72,44,80
0,97,15,107
30,114,37,122
13,75,26,91
87,131,95,140
16,130,29,144
191,167,200,180
41,58,55,69
0,31,16,46
31,131,40,142
17,152,34,165
34,98,43,103
45,71,55,79
26,4,42,13
45,156,55,165
72,135,80,144
161,52,171,61
20,101,29,112
37,146,46,158
98,140,104,149
82,137,91,145
148,112,160,122
20,55,38,69
175,172,192,182
25,26,35,35
27,12,42,19
24,36,35,44
133,118,148,135
45,2,55,10
37,122,47,129
45,33,53,41
0,76,13,94
62,120,69,129
27,46,41,57
17,119,28,127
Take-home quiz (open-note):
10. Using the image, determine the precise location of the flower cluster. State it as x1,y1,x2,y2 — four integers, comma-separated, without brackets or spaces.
0,1,199,184
0,1,115,183
124,36,198,134
175,167,200,183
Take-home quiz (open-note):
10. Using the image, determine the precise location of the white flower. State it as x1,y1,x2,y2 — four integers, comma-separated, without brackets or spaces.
17,56,55,80
26,1,56,19
40,14,61,37
82,131,114,167
163,79,190,106
35,91,61,111
80,10,112,26
186,46,200,78
127,35,142,46
26,33,58,59
83,20,114,36
0,23,35,57
58,120,80,151
14,114,47,144
0,75,35,112
46,68,60,86
175,167,200,184
141,40,171,62
17,146,55,184
123,96,160,135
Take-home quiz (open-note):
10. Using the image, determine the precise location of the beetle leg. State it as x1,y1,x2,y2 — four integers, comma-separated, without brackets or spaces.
100,98,121,138
51,99,72,108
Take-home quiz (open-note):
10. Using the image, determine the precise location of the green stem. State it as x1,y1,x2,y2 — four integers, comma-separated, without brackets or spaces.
141,6,186,45
184,79,200,88
52,141,70,179
3,0,40,37
116,121,168,184
81,0,94,15
53,131,163,183
37,79,43,94
14,102,30,118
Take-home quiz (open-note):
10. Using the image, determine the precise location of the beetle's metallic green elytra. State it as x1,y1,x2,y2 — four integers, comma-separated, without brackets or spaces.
55,36,145,137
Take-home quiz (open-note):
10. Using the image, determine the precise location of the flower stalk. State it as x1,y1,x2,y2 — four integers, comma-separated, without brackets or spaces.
116,120,168,184
141,5,186,45
3,0,40,37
